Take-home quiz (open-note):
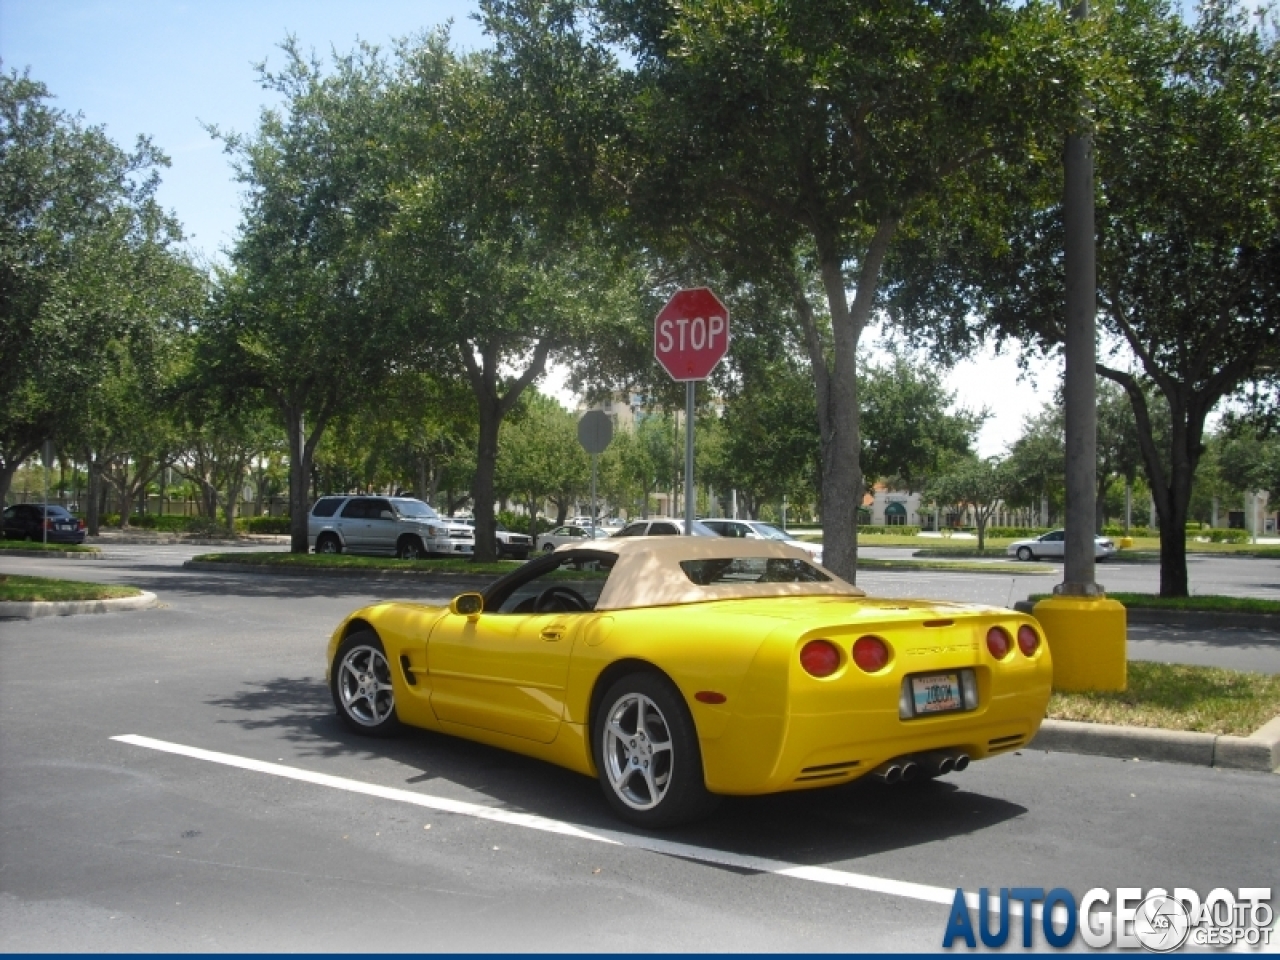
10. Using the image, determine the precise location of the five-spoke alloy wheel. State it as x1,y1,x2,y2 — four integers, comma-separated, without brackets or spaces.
331,631,401,736
593,672,718,827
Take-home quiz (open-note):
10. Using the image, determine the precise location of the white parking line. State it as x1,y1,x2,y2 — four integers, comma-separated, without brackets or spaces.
113,733,1009,916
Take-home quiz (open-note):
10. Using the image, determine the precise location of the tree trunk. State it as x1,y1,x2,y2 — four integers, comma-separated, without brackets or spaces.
86,458,102,536
283,405,320,554
472,395,502,562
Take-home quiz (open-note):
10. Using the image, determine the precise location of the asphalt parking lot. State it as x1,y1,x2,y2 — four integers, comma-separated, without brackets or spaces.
1,545,1277,951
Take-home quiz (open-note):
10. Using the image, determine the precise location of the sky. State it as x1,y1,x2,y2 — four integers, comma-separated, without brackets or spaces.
1,0,1062,457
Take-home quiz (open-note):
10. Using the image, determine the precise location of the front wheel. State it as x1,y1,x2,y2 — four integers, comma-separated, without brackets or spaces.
1016,546,1033,562
593,672,718,828
331,631,401,737
542,542,555,553
396,536,425,560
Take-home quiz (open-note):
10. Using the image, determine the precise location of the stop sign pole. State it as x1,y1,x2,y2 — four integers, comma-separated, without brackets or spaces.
653,288,730,534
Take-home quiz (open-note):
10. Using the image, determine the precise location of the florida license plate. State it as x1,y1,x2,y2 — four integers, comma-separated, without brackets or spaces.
911,673,963,715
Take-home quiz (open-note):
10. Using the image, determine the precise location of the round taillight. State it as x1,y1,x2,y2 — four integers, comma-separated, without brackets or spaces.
799,639,841,678
852,635,890,673
987,626,1011,659
1017,624,1041,657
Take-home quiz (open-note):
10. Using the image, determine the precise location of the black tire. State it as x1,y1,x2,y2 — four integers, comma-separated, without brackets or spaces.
331,630,401,737
542,542,555,553
316,533,342,555
592,672,719,828
396,535,426,560
1016,546,1033,562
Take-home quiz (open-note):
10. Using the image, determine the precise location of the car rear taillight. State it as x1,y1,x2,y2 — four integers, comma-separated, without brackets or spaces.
799,639,841,678
852,635,890,672
77,519,85,530
986,626,1011,660
1017,624,1041,657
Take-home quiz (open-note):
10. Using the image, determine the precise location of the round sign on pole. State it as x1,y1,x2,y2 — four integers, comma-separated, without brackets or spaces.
654,288,730,382
577,410,613,455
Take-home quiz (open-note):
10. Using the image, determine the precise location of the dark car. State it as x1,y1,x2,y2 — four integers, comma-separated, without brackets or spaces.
2,504,87,543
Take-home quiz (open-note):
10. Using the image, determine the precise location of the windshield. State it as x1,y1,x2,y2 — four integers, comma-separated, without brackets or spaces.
393,500,439,519
751,523,791,541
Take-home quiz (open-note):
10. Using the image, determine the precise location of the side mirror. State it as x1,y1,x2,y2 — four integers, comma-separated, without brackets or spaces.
450,593,484,618
380,510,395,520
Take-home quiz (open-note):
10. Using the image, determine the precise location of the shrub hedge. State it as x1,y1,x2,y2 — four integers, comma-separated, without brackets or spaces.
858,524,921,536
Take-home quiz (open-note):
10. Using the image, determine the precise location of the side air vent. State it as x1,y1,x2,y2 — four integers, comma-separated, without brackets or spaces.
795,760,862,783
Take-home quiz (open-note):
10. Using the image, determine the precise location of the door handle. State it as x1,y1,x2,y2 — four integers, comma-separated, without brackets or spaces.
541,629,563,642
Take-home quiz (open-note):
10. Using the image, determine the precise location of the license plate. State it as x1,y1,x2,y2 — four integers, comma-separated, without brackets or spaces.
911,673,963,715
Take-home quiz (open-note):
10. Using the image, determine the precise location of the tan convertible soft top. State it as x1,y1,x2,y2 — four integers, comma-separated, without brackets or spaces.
561,536,866,611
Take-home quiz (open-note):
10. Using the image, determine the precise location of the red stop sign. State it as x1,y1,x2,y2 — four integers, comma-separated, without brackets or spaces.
653,287,731,381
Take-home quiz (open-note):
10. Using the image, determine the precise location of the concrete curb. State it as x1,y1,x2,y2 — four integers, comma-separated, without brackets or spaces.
0,591,159,620
182,560,500,591
1031,718,1279,772
1013,599,1280,631
0,548,103,560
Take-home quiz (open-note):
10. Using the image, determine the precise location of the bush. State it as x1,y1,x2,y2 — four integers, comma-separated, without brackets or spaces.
987,527,1051,539
858,525,921,536
1102,525,1152,538
498,510,554,536
1203,528,1250,544
234,515,291,534
99,513,228,534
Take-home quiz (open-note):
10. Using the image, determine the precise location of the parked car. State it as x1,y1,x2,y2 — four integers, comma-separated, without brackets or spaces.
451,517,533,560
325,537,1053,827
611,517,719,538
701,518,823,565
539,524,612,552
308,496,473,559
1,503,87,544
1005,529,1116,562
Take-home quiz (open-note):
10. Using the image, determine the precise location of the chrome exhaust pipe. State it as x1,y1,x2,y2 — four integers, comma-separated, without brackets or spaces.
952,752,971,772
900,760,921,782
919,751,955,776
871,761,903,785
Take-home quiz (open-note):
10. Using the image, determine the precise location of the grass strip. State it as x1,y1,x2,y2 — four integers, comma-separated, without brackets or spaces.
193,551,520,576
1048,661,1280,736
1028,592,1280,615
0,575,140,602
857,557,1055,574
0,540,100,553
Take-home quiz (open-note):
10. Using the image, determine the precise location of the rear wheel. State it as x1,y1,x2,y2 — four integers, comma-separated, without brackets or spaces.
396,536,425,560
593,672,718,828
316,533,342,555
1016,546,1033,562
331,630,401,736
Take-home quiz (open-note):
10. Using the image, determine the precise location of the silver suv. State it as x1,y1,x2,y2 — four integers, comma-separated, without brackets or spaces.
308,496,473,559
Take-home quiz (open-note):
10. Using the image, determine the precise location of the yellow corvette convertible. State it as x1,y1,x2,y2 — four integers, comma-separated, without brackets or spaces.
326,538,1052,827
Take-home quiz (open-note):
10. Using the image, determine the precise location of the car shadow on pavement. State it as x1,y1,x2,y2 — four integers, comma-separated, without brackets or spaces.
207,674,1029,869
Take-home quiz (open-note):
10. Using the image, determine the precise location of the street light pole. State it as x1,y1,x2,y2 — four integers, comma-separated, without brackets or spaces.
1032,0,1127,692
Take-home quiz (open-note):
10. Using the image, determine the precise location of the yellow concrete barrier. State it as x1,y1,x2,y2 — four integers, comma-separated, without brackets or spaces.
1032,595,1128,692
1118,536,1134,549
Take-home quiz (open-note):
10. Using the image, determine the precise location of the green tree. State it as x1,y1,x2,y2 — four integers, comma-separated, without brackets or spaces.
382,21,641,560
0,70,193,506
206,43,405,551
495,392,588,536
927,456,1014,550
592,0,1083,580
892,0,1280,595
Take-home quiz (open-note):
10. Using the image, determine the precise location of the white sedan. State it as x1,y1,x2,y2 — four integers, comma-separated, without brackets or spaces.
701,518,823,565
538,524,612,552
1006,529,1116,562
